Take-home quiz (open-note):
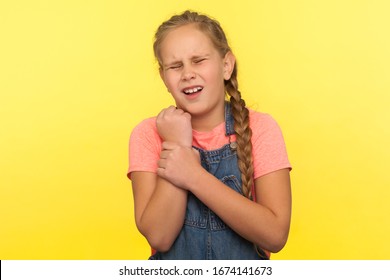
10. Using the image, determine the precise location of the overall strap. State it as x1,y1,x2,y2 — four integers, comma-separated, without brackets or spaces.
224,101,235,136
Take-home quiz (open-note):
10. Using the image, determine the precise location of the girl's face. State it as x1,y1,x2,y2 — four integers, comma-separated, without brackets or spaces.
158,24,235,124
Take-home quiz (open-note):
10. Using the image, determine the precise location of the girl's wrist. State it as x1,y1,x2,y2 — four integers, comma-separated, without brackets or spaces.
160,136,192,148
185,166,207,193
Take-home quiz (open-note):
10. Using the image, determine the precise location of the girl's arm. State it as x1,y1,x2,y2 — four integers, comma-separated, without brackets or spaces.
157,142,291,253
132,107,193,252
192,168,291,253
132,172,187,252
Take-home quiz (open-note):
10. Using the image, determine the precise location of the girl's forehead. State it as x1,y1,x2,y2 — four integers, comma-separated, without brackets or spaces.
159,25,216,60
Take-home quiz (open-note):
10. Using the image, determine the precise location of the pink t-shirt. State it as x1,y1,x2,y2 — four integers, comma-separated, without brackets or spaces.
127,109,291,179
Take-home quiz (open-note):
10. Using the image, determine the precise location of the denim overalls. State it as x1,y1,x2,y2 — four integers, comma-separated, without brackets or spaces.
150,102,268,260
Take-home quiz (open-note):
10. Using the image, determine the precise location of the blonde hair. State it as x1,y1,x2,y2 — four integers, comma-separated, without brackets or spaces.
154,11,254,198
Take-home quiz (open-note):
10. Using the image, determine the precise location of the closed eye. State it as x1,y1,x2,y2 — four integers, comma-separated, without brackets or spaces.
194,58,206,64
167,64,182,70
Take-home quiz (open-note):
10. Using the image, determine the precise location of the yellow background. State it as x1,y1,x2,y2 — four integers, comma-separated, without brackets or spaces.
1,0,389,260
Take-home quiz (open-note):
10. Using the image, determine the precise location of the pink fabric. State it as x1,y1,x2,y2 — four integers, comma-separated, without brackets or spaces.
127,109,291,180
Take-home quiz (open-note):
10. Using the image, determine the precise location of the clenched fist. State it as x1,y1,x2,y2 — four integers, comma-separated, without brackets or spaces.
156,106,193,147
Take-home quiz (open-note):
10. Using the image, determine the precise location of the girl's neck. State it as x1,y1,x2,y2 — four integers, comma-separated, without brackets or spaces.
191,117,224,132
190,106,225,132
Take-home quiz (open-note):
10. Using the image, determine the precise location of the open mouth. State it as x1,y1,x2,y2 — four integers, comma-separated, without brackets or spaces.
182,86,203,95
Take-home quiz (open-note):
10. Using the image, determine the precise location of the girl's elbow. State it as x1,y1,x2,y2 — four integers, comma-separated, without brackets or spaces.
268,239,287,253
147,235,175,252
136,221,177,253
267,231,289,253
256,224,289,253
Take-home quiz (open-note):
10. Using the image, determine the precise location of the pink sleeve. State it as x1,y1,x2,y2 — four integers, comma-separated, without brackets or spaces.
127,117,162,180
251,113,292,179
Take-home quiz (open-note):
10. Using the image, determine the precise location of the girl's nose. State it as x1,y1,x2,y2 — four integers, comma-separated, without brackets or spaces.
181,66,196,81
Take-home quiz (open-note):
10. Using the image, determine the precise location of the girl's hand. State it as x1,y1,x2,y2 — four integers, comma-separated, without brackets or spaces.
157,141,202,190
156,106,193,147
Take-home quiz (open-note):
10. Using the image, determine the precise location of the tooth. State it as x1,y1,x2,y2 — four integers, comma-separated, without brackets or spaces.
184,87,203,94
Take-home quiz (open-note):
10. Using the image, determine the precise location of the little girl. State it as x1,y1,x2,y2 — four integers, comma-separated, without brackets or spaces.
128,10,292,260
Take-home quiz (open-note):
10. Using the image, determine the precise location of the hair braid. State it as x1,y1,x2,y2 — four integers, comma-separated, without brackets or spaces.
225,68,254,198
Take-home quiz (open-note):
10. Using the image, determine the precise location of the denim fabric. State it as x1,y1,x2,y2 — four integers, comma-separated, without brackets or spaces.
150,102,267,260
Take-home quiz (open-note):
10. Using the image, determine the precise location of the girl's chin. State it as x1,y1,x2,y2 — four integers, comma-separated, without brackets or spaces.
180,106,209,117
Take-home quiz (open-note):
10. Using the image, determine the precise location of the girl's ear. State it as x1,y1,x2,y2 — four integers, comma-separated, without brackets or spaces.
159,67,165,82
223,51,236,80
159,67,169,92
